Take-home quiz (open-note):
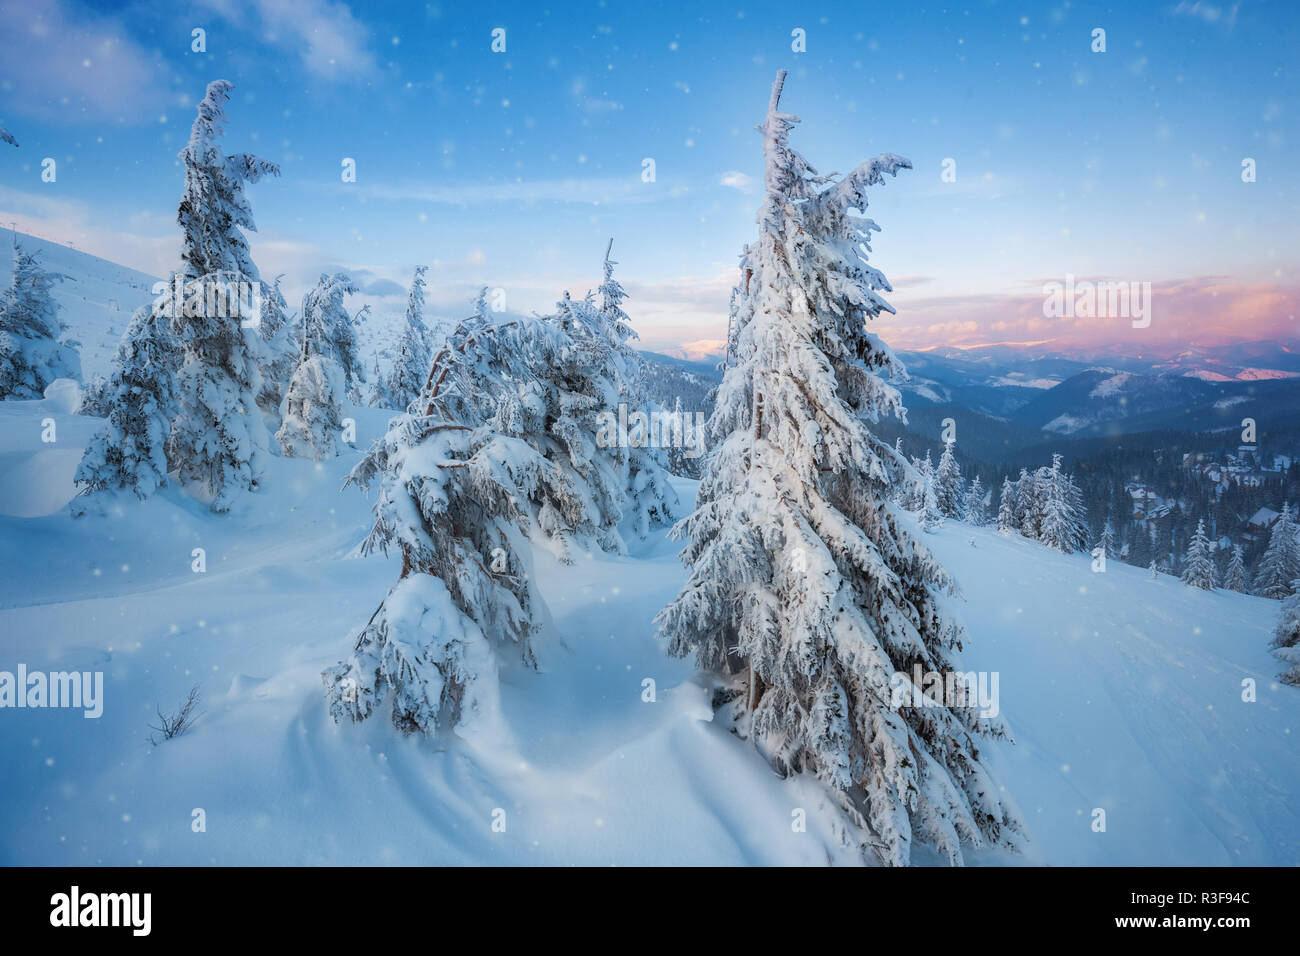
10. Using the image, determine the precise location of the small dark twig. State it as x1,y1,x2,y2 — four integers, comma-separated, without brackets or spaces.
148,684,203,746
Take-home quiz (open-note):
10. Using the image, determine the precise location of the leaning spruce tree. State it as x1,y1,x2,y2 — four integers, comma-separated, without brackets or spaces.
656,72,1020,866
169,79,279,511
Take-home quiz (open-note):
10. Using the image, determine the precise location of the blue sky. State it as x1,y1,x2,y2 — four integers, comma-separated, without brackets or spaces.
1,0,1296,355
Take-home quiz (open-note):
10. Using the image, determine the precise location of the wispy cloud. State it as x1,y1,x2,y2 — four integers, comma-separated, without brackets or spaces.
198,0,376,78
0,0,171,124
1171,1,1241,29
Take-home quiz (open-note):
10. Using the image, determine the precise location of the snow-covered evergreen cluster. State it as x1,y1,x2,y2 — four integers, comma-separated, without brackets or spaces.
324,246,678,735
0,243,81,400
655,71,1020,866
994,456,1088,554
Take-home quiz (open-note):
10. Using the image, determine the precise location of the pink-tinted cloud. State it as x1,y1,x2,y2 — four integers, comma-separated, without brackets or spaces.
885,276,1300,357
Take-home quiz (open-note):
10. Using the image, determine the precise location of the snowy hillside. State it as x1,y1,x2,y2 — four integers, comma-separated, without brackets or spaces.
0,231,431,390
0,232,159,382
0,394,1295,866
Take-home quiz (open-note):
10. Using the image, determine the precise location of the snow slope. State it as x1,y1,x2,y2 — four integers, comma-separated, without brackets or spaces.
0,232,159,383
0,396,1295,866
0,231,434,391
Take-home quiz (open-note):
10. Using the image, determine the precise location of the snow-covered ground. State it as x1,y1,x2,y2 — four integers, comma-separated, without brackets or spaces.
0,392,1296,866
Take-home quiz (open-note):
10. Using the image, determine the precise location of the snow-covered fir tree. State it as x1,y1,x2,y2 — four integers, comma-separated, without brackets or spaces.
276,273,361,460
1037,455,1087,554
1271,584,1300,687
322,314,553,736
381,265,431,411
918,457,944,532
532,290,628,555
1180,518,1216,590
1098,520,1115,561
1254,504,1300,599
663,396,701,478
177,80,279,280
1013,467,1037,538
168,80,278,512
0,243,81,400
933,440,964,519
656,71,1019,866
253,275,295,432
996,476,1017,535
963,474,986,526
76,373,112,418
72,303,178,510
911,450,934,512
1149,559,1159,580
1223,544,1248,593
595,240,677,540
